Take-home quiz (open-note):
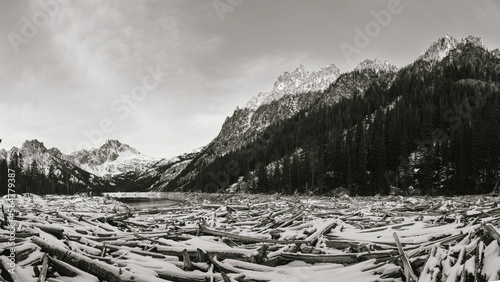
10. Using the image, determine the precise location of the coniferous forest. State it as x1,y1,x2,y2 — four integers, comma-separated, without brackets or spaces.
0,154,92,196
167,41,500,196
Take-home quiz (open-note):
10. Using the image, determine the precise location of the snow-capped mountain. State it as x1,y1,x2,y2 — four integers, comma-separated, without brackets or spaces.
319,59,397,107
164,61,398,190
212,64,341,154
1,139,104,189
354,59,398,73
211,60,397,155
0,138,201,193
114,147,204,192
245,64,340,110
18,139,52,174
67,139,158,177
417,34,458,63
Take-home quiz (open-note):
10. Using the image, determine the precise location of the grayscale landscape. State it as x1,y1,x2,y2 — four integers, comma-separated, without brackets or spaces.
1,1,500,281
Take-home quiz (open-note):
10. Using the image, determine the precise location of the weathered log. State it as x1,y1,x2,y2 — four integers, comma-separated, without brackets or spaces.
182,249,194,271
155,244,254,261
37,254,49,282
305,218,339,244
275,208,305,228
210,255,284,281
46,254,99,280
79,237,176,260
155,265,224,282
280,252,357,264
32,237,167,282
0,256,34,282
56,212,86,227
251,245,268,264
393,232,418,282
474,241,485,282
483,224,500,244
30,223,64,238
200,225,309,244
279,249,398,265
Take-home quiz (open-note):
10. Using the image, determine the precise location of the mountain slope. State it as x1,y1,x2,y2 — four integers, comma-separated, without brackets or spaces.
158,63,343,190
164,35,500,196
0,140,106,194
164,59,398,191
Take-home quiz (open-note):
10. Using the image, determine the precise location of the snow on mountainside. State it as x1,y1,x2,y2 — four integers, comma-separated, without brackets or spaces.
111,146,204,192
1,138,199,192
354,59,398,73
245,64,340,110
417,35,488,65
167,61,394,190
1,139,103,187
216,63,341,152
18,140,51,174
417,34,458,63
68,139,158,177
319,59,398,107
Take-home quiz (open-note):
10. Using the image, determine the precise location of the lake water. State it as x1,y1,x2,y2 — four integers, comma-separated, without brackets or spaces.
117,198,179,209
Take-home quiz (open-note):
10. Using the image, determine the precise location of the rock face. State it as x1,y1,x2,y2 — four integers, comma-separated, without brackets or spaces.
211,64,341,156
3,139,104,188
418,34,459,63
210,60,399,156
245,64,341,110
67,139,158,177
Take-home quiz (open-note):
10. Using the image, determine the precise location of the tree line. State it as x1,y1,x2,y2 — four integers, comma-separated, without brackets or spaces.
0,153,89,196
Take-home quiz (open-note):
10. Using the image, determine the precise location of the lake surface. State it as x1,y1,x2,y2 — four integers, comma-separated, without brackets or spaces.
117,198,179,209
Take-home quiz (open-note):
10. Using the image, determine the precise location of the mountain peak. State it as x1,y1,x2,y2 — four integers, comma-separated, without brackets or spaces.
20,139,47,155
460,35,485,49
245,63,340,110
67,139,155,176
354,59,397,73
418,34,458,63
89,139,139,155
48,147,64,158
100,139,122,147
293,64,306,74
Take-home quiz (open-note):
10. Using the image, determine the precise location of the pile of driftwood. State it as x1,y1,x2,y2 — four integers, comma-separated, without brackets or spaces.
1,193,500,281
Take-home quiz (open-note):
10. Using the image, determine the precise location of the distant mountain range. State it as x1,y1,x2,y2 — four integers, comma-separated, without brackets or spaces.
2,34,499,196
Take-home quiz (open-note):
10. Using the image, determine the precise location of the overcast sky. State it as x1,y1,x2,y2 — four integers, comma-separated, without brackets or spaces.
1,0,499,157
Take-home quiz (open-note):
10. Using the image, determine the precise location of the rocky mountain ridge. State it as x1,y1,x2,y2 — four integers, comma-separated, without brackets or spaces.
67,139,158,177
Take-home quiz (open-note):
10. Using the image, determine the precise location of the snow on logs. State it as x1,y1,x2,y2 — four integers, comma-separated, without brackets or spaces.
1,193,500,281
